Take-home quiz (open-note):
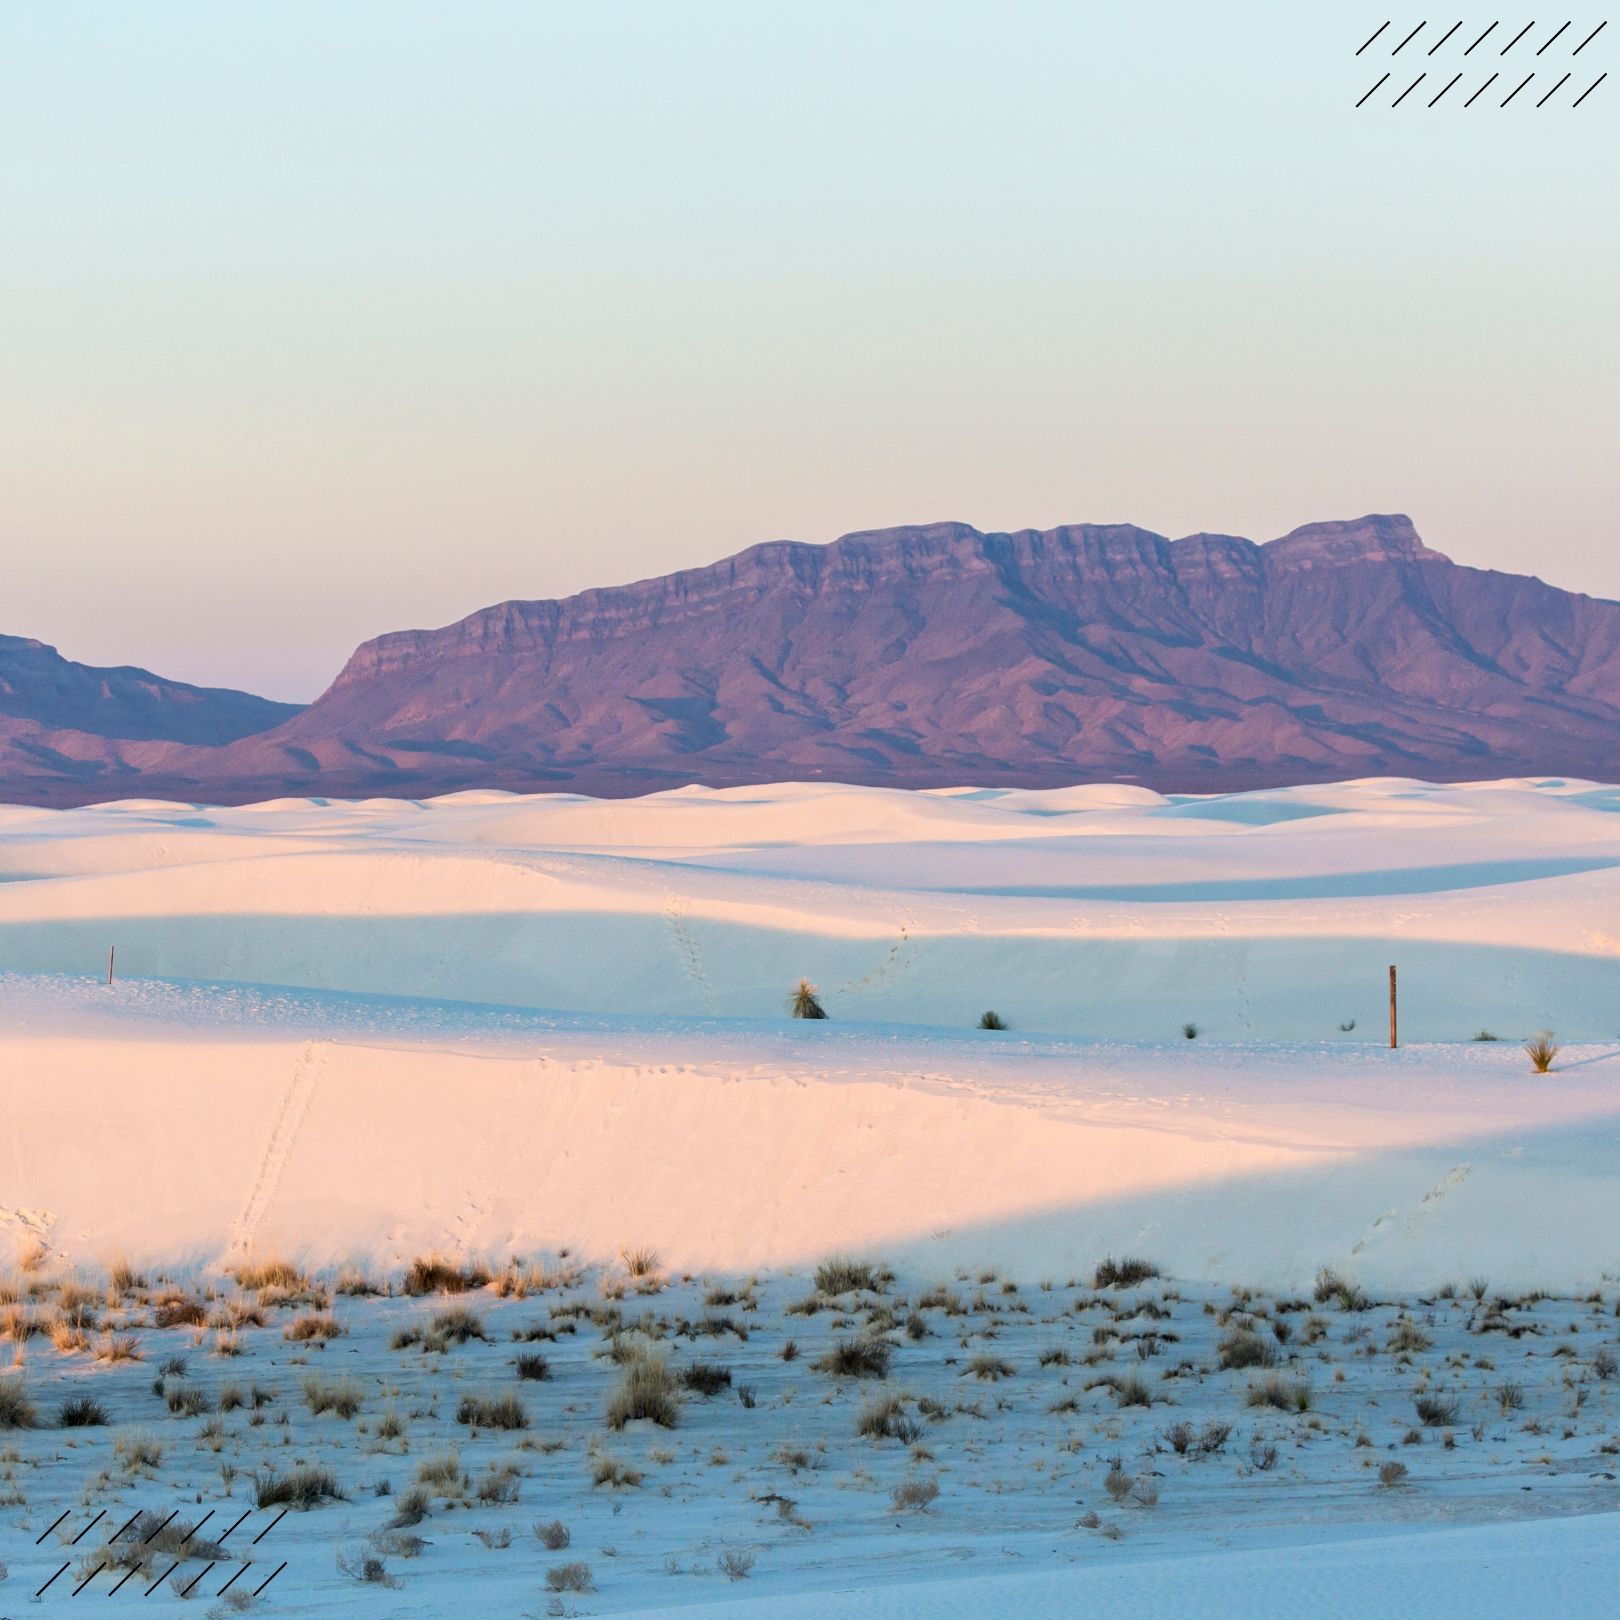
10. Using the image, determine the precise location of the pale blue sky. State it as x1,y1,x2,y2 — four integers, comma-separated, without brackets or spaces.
2,2,1615,699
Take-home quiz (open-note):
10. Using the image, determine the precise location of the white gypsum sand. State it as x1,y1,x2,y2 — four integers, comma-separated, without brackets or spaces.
3,775,1620,1614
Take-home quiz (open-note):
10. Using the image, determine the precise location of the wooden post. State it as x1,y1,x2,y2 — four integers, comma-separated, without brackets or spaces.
1388,963,1397,1049
107,945,115,987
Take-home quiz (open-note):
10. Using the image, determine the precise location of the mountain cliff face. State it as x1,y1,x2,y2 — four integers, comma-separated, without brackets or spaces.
8,514,1620,806
0,635,301,801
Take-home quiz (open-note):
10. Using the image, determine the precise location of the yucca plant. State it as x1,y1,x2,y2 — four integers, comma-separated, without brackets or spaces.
1525,1032,1560,1073
788,979,827,1020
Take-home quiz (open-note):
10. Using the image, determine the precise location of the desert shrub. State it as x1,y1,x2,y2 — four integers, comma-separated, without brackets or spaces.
476,1465,521,1504
813,1336,893,1379
254,1464,344,1508
515,1352,551,1381
681,1362,733,1397
535,1518,571,1550
621,1247,660,1279
978,1010,1008,1030
1473,1029,1499,1042
1218,1329,1276,1370
304,1375,364,1418
605,1350,680,1429
814,1257,887,1295
856,1394,920,1442
1379,1460,1409,1487
1093,1257,1160,1289
1182,1022,1199,1039
1414,1393,1459,1427
336,1548,398,1587
891,1476,940,1511
546,1561,594,1592
1525,1033,1560,1074
59,1395,109,1427
718,1547,757,1579
1090,1372,1154,1407
1594,1348,1618,1382
1313,1268,1371,1312
284,1312,344,1342
403,1255,490,1295
457,1392,529,1431
0,1380,38,1428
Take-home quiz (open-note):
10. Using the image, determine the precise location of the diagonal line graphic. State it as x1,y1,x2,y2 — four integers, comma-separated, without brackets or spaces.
1501,70,1535,102
1465,71,1500,102
1537,70,1571,103
1358,71,1392,104
1429,71,1464,103
1465,21,1500,52
1536,20,1570,53
1429,20,1464,52
1500,21,1535,55
1358,20,1392,53
1572,70,1607,104
1573,21,1606,53
1392,22,1428,53
1393,72,1428,103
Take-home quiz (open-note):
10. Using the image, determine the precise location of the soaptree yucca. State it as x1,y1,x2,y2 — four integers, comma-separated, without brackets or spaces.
788,979,827,1020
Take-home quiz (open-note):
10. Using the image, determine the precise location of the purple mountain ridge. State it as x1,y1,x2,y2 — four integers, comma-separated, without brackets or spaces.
7,514,1620,806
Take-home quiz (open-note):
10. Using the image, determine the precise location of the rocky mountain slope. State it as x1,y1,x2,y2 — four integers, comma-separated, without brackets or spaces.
8,514,1620,804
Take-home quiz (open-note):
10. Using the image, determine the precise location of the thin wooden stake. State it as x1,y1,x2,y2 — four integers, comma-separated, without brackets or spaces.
107,945,115,987
1388,963,1398,1049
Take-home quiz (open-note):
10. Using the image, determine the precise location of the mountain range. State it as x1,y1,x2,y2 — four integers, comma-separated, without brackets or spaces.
7,513,1620,806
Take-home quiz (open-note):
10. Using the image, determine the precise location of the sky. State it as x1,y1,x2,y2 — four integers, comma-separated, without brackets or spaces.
2,2,1616,701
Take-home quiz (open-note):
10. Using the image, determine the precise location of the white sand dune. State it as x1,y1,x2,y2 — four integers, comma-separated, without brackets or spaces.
4,776,1620,1289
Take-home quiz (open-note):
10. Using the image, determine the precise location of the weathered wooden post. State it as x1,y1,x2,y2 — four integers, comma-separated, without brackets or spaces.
107,945,115,986
1388,963,1397,1049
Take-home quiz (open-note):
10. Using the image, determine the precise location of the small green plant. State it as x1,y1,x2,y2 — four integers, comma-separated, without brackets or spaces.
789,979,828,1019
978,1010,1008,1030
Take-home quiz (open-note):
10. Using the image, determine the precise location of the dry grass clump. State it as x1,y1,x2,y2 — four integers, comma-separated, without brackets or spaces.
80,1510,229,1581
1414,1392,1460,1427
304,1375,365,1418
1218,1328,1277,1370
1088,1372,1155,1407
813,1336,894,1379
515,1352,551,1381
254,1463,345,1509
978,1010,1008,1030
284,1312,344,1342
965,1353,1015,1381
0,1379,39,1428
1247,1375,1312,1412
228,1255,306,1292
1387,1319,1433,1354
1093,1257,1160,1289
813,1257,889,1296
1313,1267,1371,1312
403,1254,491,1295
59,1394,109,1427
152,1295,208,1329
1379,1460,1410,1487
857,1394,921,1442
681,1361,733,1397
114,1431,164,1472
606,1349,680,1430
1525,1033,1560,1074
457,1391,530,1431
589,1444,644,1488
